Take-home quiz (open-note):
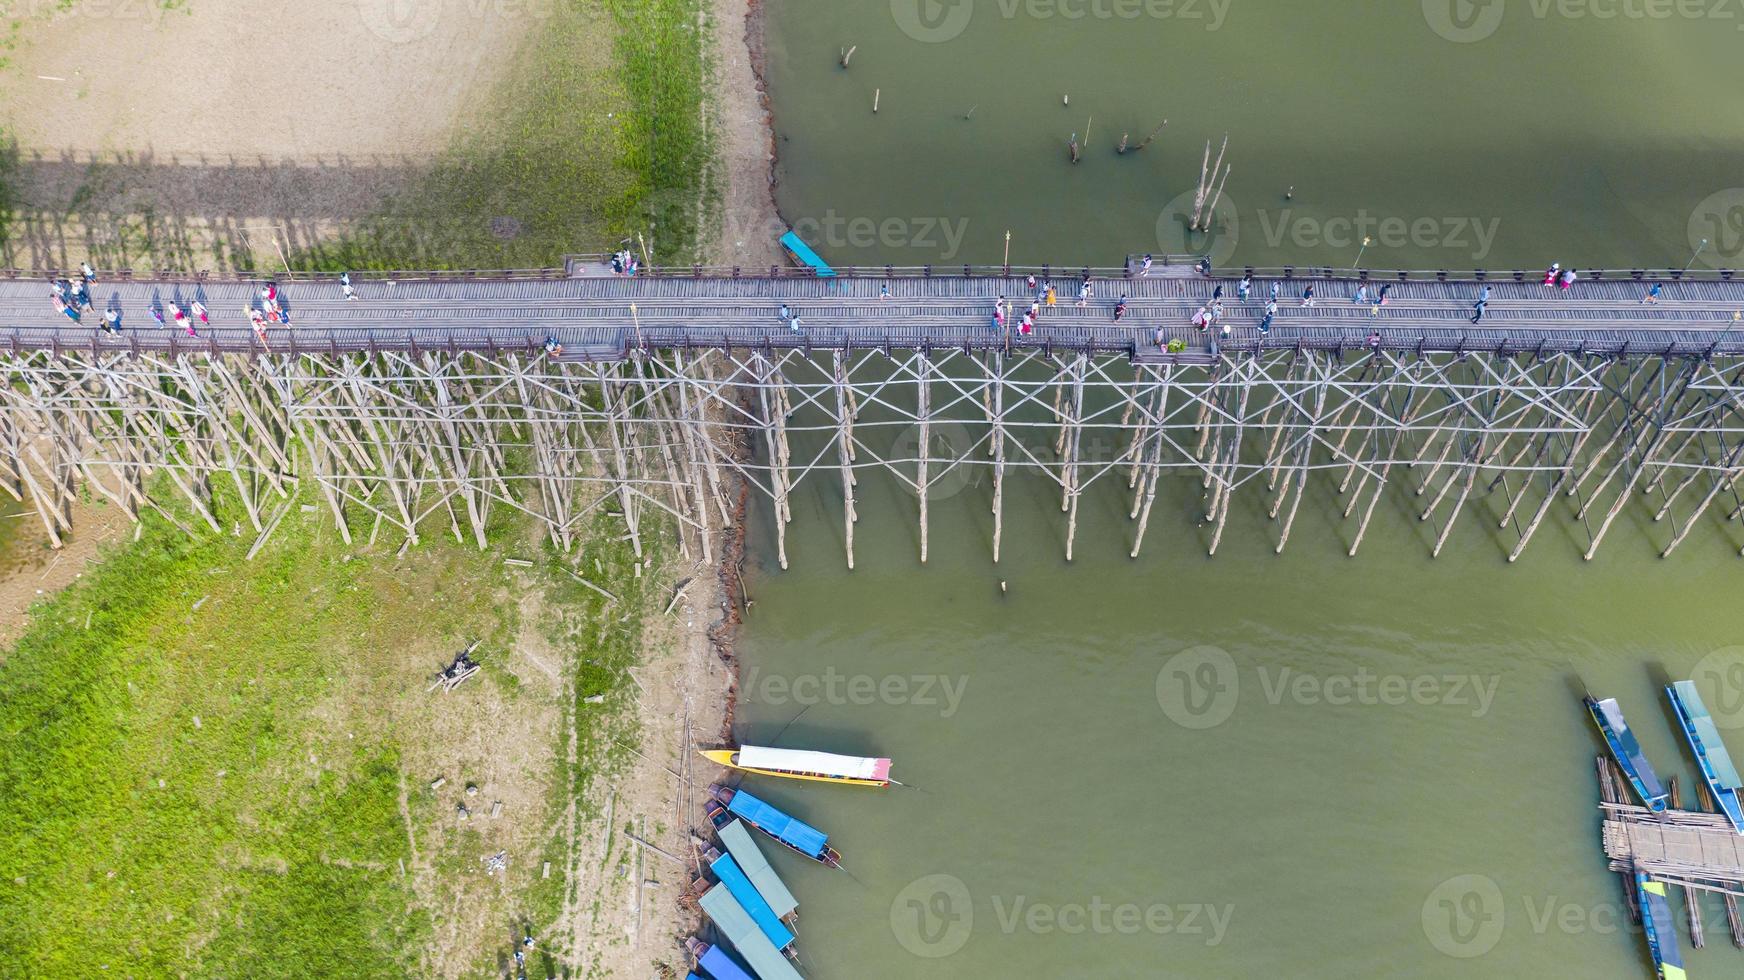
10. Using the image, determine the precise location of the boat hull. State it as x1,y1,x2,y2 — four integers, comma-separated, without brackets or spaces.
700,748,890,788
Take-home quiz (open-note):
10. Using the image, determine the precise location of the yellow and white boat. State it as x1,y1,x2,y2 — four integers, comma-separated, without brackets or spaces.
701,744,892,788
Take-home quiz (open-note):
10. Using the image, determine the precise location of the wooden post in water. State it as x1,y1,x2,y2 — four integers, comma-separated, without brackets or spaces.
991,351,1008,563
833,351,857,569
1666,777,1706,948
917,352,931,564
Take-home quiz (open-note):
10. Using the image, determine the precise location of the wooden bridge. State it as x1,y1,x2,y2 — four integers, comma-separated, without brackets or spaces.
8,264,1744,566
6,267,1744,358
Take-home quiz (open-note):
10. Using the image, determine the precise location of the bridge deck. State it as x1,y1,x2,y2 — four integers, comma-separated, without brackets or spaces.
6,272,1744,357
1602,804,1744,888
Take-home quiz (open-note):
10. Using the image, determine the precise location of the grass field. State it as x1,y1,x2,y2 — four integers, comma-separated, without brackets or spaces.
0,1,715,974
0,486,656,977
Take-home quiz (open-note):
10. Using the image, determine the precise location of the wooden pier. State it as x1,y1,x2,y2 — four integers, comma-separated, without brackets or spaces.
10,265,1744,563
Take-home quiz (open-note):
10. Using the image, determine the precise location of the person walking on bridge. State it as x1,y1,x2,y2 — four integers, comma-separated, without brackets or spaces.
1260,299,1278,335
1113,296,1129,322
102,307,122,335
1301,285,1316,308
1470,285,1491,324
1238,275,1252,302
1644,282,1663,304
341,272,360,301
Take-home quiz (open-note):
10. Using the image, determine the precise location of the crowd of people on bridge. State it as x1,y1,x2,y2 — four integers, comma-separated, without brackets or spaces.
39,264,378,344
35,256,1716,358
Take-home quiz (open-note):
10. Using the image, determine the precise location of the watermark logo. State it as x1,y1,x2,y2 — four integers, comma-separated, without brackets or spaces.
1156,645,1240,730
741,666,970,718
1691,646,1744,729
1422,874,1505,958
1256,210,1501,262
890,874,1233,955
891,420,978,502
785,211,971,261
359,0,443,43
891,874,975,958
1157,646,1501,731
1157,190,1240,269
1690,189,1744,269
1423,0,1507,42
892,0,976,42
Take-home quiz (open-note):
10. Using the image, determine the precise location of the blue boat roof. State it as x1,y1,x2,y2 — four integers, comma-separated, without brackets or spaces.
698,884,804,980
710,853,795,951
699,945,754,980
727,789,829,859
779,232,836,277
1589,697,1670,807
1636,874,1688,978
1670,681,1744,789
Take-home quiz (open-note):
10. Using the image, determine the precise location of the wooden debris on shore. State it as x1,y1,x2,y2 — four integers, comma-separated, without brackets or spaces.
428,640,482,693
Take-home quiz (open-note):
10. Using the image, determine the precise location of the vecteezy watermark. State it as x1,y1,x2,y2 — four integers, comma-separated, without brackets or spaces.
1690,646,1744,729
780,211,971,261
1155,645,1501,730
1424,0,1744,43
1157,190,1240,269
1422,874,1648,958
1257,209,1502,262
741,666,970,718
892,0,1231,43
1690,189,1744,269
889,873,1233,958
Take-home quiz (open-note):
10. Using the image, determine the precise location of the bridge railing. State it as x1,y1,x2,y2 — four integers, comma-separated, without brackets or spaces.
8,257,1739,284
1218,265,1742,283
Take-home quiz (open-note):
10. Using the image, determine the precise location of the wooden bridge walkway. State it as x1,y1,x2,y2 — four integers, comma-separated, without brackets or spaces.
6,269,1744,358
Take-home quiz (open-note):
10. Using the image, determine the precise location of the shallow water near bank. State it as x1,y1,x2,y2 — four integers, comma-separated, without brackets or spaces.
731,3,1744,977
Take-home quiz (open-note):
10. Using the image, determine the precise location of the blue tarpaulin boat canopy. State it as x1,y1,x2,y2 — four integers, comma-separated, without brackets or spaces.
698,884,804,980
699,944,755,980
779,232,835,277
726,789,830,860
1588,697,1670,810
1668,680,1744,833
710,853,795,951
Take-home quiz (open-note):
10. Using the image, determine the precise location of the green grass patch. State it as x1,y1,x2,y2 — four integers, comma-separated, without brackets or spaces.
296,0,712,273
0,480,659,976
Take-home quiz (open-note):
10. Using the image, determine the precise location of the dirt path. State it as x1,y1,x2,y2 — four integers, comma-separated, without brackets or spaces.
707,0,784,270
0,496,128,652
5,1,528,158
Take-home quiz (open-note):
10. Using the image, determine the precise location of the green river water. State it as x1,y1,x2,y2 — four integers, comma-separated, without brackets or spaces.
724,2,1744,978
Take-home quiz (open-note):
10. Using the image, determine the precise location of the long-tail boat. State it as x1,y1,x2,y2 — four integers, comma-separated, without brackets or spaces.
708,785,843,870
697,884,805,980
716,819,799,925
684,937,754,980
1635,873,1689,980
1585,695,1670,812
1666,680,1744,834
700,745,892,788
